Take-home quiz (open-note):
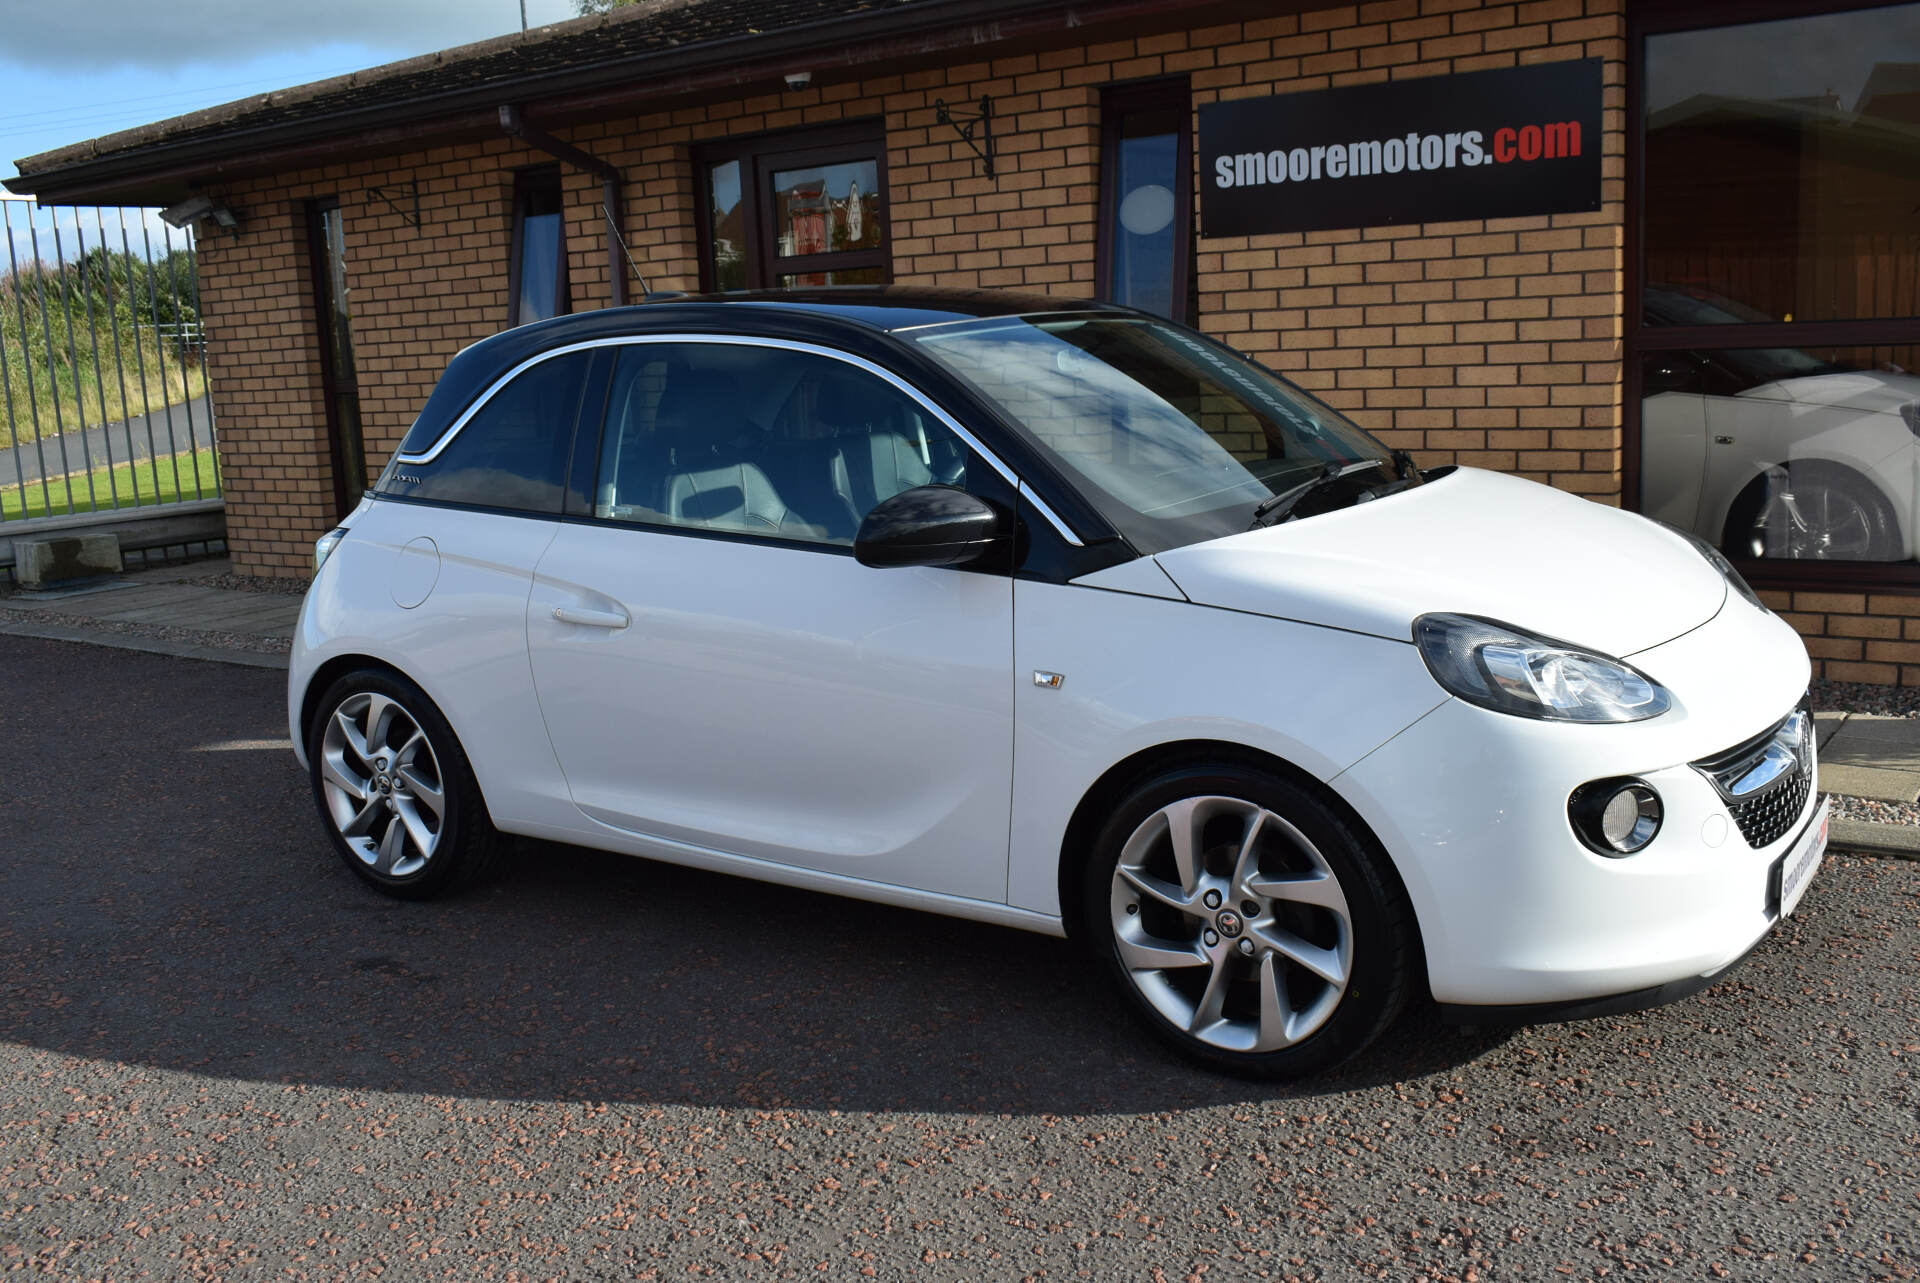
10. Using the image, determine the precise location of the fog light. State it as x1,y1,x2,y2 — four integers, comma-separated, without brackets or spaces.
1570,779,1663,856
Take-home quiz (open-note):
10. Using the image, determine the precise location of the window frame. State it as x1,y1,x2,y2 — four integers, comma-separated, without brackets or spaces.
1096,77,1195,326
507,164,571,328
1625,0,1920,591
693,121,890,292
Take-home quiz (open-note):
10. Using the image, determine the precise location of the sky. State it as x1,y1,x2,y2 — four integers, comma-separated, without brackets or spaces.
0,0,582,263
0,0,583,181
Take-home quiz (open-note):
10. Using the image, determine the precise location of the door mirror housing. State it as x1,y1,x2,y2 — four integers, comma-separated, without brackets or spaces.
854,485,1007,569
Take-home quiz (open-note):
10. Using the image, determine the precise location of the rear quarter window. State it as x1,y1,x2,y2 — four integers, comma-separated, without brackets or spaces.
377,350,596,513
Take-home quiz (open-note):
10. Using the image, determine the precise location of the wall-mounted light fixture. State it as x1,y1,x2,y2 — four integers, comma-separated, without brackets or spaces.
159,193,239,234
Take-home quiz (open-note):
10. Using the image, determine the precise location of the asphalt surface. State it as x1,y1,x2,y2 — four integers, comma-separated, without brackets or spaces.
0,395,215,489
1,634,1916,1281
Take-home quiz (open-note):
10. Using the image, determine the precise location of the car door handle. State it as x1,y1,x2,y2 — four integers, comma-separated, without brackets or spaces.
552,605,630,629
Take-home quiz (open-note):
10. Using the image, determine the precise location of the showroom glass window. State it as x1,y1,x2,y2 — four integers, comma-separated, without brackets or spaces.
1098,79,1193,324
1633,2,1920,581
696,124,888,290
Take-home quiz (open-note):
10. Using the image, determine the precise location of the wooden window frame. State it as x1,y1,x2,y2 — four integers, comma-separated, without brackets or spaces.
693,120,890,291
1096,77,1195,325
1625,0,1920,592
507,164,570,327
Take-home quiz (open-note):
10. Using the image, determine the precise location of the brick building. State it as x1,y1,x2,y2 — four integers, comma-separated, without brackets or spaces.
11,0,1920,682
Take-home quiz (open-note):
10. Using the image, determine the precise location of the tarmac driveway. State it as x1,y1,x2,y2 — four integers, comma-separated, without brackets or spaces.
1,634,1916,1280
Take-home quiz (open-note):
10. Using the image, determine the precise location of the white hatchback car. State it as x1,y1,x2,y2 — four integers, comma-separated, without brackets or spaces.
292,288,1828,1077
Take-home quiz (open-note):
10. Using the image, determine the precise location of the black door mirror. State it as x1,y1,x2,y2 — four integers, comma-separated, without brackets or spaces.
854,485,1006,569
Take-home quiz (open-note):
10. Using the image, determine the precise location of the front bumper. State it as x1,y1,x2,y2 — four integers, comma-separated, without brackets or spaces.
1333,592,1822,1009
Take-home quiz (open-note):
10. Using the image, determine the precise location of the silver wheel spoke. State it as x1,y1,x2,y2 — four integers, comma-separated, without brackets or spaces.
1187,954,1232,1034
396,765,444,819
1115,931,1208,971
361,694,397,757
1161,797,1205,893
341,796,384,838
1254,954,1295,1051
1254,924,1346,986
334,709,372,764
320,750,369,802
1248,870,1348,913
395,729,428,767
1116,865,1193,914
1229,808,1268,888
374,815,407,874
393,798,436,862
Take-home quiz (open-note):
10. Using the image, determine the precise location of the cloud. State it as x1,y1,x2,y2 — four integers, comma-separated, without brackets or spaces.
0,0,578,71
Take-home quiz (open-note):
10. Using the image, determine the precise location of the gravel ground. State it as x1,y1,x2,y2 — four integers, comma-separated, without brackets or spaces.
2,634,1917,1281
170,570,311,597
0,603,291,654
1830,793,1920,825
1813,679,1920,719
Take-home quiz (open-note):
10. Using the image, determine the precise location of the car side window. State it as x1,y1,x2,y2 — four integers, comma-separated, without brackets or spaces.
380,350,594,514
593,342,970,547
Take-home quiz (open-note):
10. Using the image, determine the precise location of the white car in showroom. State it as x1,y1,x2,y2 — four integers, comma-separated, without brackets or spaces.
292,288,1826,1077
1641,284,1920,562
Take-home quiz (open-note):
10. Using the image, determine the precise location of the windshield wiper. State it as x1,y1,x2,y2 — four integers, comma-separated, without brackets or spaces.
1248,459,1393,529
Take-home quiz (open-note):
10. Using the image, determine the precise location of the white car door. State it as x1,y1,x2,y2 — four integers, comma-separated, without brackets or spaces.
524,337,1016,903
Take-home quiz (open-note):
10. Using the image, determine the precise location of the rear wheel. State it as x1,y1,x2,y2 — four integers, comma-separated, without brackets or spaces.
1081,764,1414,1078
307,669,503,899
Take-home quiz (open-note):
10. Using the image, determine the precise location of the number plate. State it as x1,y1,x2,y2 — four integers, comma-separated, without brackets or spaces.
1770,798,1829,920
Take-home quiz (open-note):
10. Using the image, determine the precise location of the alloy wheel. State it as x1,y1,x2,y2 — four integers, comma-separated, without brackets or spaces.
318,691,447,879
1107,795,1353,1053
1747,481,1878,560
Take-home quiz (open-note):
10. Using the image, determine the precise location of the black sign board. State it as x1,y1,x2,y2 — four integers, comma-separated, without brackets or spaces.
1198,59,1604,237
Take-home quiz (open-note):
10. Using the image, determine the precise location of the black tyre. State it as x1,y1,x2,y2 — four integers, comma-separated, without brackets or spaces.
1723,462,1903,562
305,668,504,899
1080,763,1415,1078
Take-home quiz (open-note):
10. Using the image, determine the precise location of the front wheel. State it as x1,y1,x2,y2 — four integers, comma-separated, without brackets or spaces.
1080,765,1415,1078
307,669,504,899
1724,463,1903,561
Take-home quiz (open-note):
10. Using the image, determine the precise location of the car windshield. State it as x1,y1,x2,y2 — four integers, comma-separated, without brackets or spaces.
913,313,1402,553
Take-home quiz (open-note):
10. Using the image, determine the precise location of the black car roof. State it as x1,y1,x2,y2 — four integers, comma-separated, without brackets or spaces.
402,286,1126,455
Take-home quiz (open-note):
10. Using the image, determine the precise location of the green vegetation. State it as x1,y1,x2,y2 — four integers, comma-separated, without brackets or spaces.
0,447,220,522
0,246,207,445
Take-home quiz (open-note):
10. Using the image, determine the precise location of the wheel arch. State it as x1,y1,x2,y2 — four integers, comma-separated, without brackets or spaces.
298,651,507,831
1054,739,1427,981
297,652,415,752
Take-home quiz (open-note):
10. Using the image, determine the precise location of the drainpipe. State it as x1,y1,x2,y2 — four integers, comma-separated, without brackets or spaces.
498,105,628,307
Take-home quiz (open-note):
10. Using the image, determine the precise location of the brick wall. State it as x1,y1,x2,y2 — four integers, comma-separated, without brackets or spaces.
193,0,1920,682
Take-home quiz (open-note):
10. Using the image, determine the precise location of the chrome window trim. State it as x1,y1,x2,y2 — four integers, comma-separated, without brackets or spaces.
393,332,1084,546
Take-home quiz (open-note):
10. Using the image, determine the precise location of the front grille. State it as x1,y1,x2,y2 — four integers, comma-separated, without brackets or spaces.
1726,762,1811,848
1692,698,1814,849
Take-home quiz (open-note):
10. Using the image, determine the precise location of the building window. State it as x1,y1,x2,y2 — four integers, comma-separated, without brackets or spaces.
1098,79,1193,324
510,166,569,326
1631,1,1920,585
696,123,888,290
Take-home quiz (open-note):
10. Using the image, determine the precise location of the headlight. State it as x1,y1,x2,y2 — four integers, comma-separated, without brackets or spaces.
314,527,350,574
1656,520,1768,614
1414,614,1673,723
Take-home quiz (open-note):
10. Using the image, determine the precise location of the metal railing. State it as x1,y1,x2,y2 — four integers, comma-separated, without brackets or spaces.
0,195,219,529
